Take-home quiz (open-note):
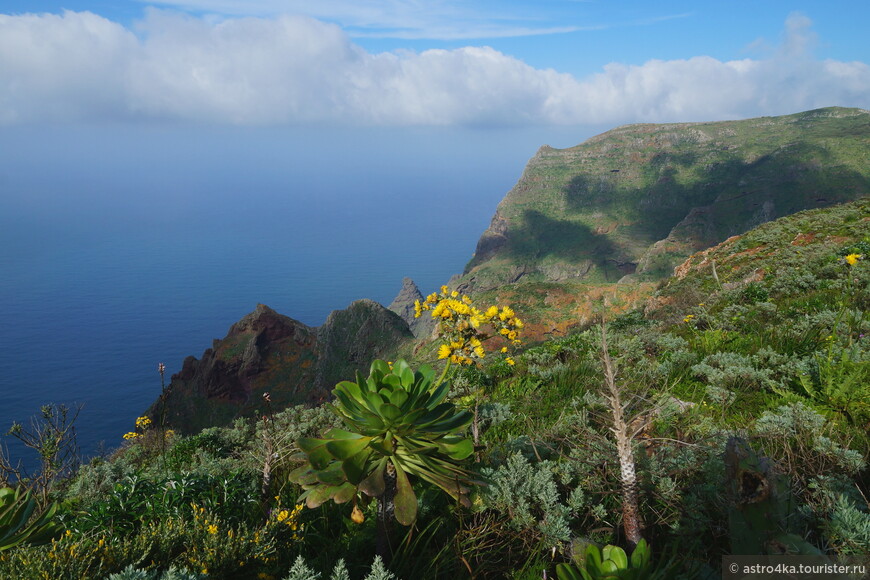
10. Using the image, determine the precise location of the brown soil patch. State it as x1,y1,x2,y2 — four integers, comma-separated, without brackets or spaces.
790,232,818,246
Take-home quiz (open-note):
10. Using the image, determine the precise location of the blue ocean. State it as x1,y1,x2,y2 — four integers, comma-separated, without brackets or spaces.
0,123,593,469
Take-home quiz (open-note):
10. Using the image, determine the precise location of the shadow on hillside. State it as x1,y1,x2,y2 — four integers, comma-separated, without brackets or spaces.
501,210,633,281
562,142,870,254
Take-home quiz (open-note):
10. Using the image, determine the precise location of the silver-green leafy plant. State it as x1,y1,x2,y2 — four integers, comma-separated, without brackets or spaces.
106,565,206,580
0,486,63,552
290,359,478,526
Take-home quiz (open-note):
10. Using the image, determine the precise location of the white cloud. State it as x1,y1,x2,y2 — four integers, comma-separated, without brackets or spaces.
0,10,867,126
0,11,138,123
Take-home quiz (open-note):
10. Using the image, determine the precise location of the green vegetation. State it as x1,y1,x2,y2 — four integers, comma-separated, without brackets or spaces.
1,152,868,575
0,487,62,552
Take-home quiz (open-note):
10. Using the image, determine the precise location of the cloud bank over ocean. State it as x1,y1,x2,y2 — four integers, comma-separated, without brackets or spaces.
2,10,868,126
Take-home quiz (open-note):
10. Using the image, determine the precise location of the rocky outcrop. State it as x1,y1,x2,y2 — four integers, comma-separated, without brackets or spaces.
316,299,415,389
153,301,414,434
387,277,435,338
172,304,317,405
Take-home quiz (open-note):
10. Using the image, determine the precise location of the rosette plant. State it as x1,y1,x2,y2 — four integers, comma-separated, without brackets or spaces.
556,539,653,580
290,359,478,530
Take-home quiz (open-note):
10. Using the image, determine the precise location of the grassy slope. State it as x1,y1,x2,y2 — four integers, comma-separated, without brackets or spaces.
463,107,870,289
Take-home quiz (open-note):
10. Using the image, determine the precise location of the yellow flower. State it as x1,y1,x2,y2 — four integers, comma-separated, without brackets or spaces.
123,432,140,440
845,253,862,266
505,358,515,366
426,285,522,368
206,524,218,535
500,346,508,353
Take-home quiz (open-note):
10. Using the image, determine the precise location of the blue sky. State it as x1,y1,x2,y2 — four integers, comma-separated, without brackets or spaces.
2,1,869,127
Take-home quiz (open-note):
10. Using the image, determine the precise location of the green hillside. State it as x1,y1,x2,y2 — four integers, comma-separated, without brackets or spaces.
464,107,870,289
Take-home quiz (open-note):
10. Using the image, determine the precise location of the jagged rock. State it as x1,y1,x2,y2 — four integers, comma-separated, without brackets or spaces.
387,277,435,338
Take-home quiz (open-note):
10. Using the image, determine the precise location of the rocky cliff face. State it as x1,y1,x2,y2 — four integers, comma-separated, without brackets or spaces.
316,298,416,389
462,107,870,291
153,301,414,433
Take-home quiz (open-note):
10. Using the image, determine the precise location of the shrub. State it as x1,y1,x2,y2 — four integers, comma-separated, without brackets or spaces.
821,495,870,555
481,453,572,545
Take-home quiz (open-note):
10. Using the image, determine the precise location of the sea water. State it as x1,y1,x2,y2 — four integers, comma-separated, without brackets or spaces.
0,123,594,469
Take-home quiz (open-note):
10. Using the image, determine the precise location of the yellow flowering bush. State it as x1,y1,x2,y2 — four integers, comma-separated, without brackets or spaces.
415,285,523,366
0,506,282,578
272,504,304,541
183,503,279,575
